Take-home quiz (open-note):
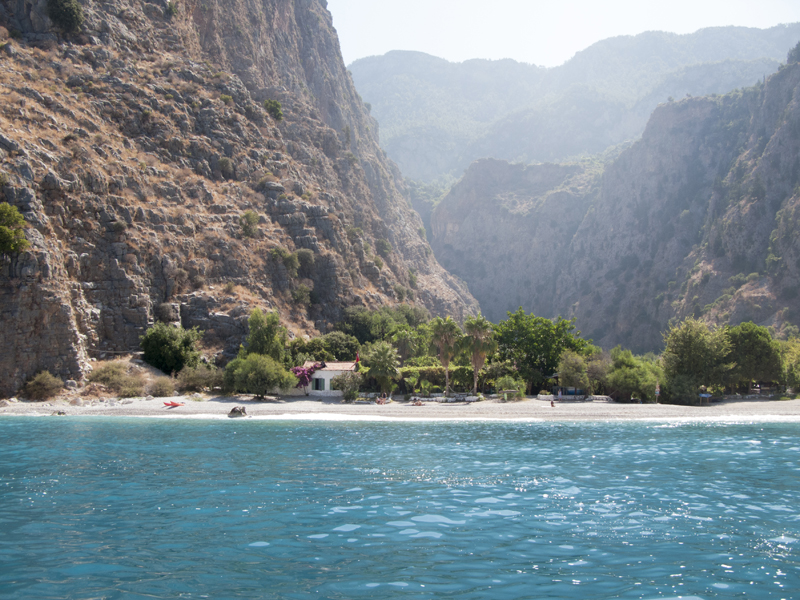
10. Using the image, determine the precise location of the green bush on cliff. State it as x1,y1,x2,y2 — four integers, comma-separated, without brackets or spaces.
0,202,30,256
264,99,283,121
24,371,63,400
240,210,259,237
47,0,84,32
140,323,202,375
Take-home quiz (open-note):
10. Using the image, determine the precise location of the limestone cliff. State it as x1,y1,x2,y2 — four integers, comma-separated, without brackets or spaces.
0,0,477,396
432,64,800,352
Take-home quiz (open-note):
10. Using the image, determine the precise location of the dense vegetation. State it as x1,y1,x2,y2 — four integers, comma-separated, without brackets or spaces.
132,305,799,404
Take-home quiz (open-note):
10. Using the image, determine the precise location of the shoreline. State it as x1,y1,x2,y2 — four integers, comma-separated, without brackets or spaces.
3,394,800,423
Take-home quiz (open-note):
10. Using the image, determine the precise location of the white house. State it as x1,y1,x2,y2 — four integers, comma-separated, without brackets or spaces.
303,361,357,397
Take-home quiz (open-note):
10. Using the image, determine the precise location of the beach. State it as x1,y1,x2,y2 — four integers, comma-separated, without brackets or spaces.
2,392,800,421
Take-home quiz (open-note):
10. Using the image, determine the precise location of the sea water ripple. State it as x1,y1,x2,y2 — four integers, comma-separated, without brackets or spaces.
0,418,798,598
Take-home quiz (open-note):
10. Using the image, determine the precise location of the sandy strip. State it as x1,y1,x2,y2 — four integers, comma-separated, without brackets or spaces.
3,394,800,423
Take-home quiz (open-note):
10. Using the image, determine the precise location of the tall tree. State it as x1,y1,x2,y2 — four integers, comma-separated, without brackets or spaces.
242,309,286,363
462,314,496,394
726,322,781,391
390,326,417,365
494,308,591,393
662,317,730,401
557,350,590,392
430,316,463,395
364,341,399,394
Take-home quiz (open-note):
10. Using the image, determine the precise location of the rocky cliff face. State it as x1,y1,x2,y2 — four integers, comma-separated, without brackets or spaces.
432,64,800,352
0,0,477,396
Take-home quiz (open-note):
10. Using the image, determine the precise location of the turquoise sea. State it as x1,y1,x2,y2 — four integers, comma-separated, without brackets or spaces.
0,417,798,599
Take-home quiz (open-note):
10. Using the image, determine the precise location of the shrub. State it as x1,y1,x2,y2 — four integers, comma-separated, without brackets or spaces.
165,1,178,18
496,375,525,398
223,354,295,398
408,269,418,289
140,323,202,375
375,238,392,258
218,157,234,179
0,202,30,256
292,284,311,305
296,248,315,272
223,281,236,294
220,94,233,105
374,256,383,270
240,210,258,237
271,247,299,276
24,371,63,400
331,371,362,402
88,362,145,398
47,0,83,32
148,376,175,398
177,363,223,392
263,99,283,121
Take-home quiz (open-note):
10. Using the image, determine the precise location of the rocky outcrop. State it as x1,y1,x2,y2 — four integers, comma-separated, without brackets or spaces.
0,0,477,396
432,64,800,352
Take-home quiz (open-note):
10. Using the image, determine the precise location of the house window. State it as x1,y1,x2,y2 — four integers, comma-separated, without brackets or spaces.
312,378,325,391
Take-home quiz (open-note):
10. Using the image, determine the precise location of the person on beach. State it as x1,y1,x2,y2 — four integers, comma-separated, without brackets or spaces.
551,400,555,408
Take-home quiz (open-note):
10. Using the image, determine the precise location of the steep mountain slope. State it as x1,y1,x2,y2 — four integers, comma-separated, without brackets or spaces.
432,64,800,352
0,0,477,396
351,25,800,183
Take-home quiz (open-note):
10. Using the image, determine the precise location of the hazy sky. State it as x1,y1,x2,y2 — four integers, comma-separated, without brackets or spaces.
327,0,800,67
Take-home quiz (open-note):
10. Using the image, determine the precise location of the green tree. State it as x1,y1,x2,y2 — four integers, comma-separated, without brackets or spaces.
363,341,399,394
47,0,83,31
429,316,463,395
462,314,496,394
0,202,30,256
662,317,730,401
242,309,286,363
606,347,662,403
494,308,591,393
390,326,417,365
557,349,589,392
240,210,258,237
375,238,392,258
779,338,800,389
726,321,781,390
140,323,202,374
331,371,362,402
224,353,295,398
321,331,360,361
264,99,283,121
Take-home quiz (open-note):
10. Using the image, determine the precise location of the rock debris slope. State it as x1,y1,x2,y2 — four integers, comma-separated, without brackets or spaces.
0,0,477,396
433,64,800,352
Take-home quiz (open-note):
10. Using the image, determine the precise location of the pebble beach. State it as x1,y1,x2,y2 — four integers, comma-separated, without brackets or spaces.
3,393,800,422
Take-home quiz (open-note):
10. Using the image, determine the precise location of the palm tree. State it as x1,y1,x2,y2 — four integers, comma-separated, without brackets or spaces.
430,316,463,395
390,326,416,365
365,341,400,394
462,314,496,394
